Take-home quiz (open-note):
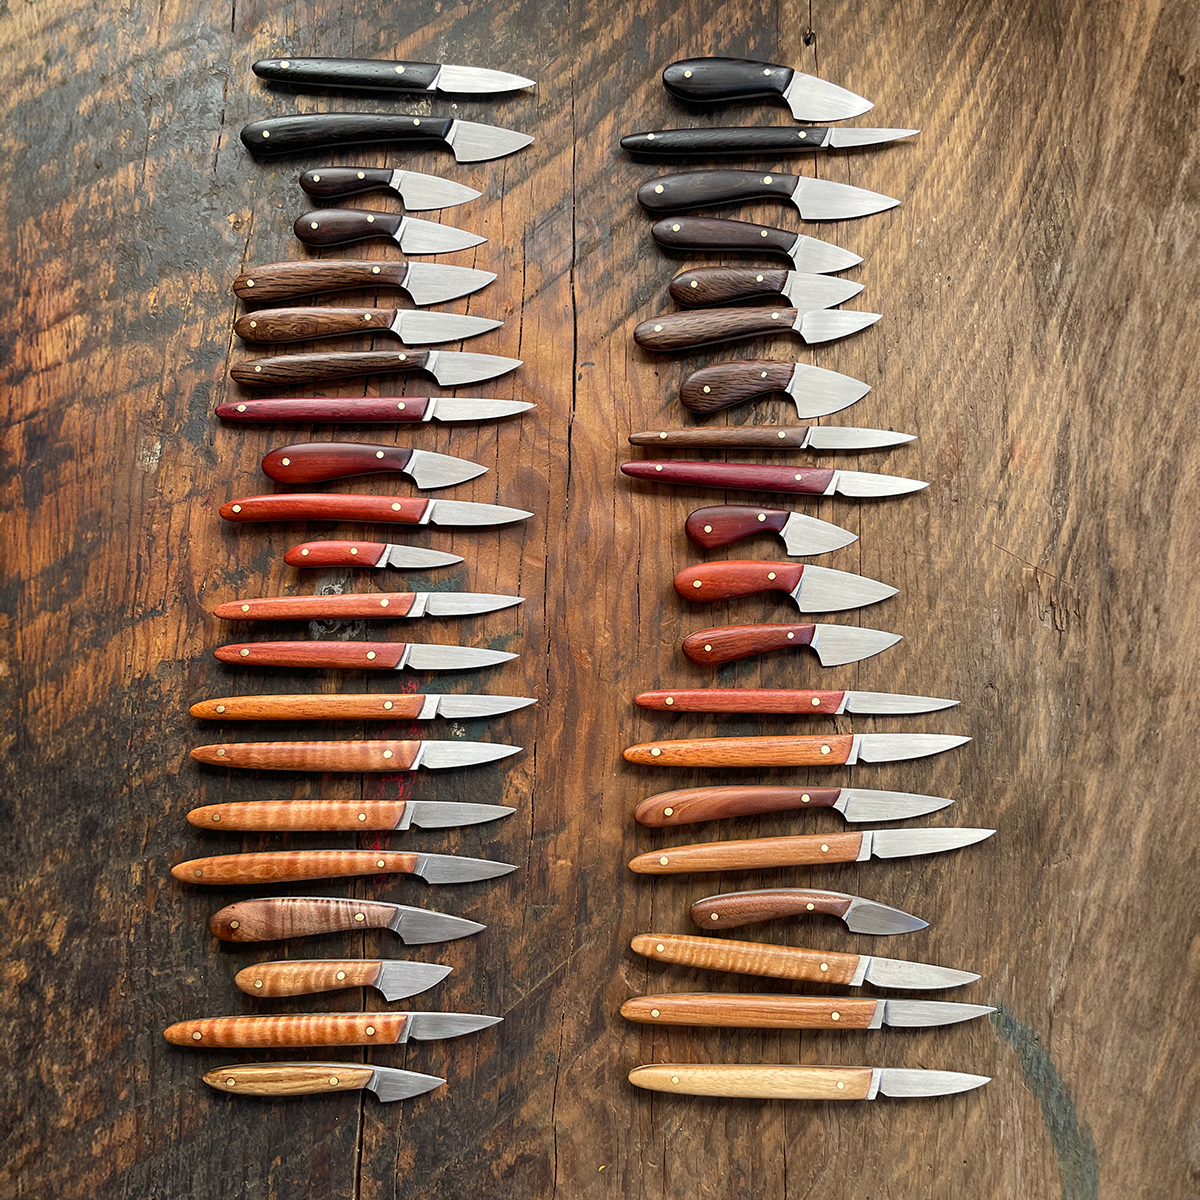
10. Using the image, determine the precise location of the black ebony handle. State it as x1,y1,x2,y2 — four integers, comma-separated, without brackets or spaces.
240,114,455,156
652,216,798,260
639,170,798,213
622,128,833,156
300,167,395,198
253,58,442,92
293,209,402,247
662,57,793,104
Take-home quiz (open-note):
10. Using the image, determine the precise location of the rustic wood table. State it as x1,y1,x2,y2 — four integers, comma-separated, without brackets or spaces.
3,1,1199,1197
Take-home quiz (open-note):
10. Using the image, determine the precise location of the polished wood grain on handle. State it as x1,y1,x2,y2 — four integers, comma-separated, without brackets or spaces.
686,506,791,547
691,888,856,929
213,642,408,670
187,799,413,830
624,734,855,768
651,217,798,260
262,444,414,484
165,1013,410,1047
633,429,813,449
232,261,413,303
636,688,846,714
190,740,423,772
283,541,389,567
235,307,397,344
204,1063,376,1097
631,933,861,985
231,351,433,386
300,166,396,198
635,785,843,826
629,1063,876,1101
190,696,425,721
675,560,804,602
623,461,836,494
218,397,435,424
212,594,419,621
682,623,817,665
220,494,430,525
210,897,402,942
234,959,384,998
173,850,422,885
621,994,880,1029
629,832,864,874
680,359,799,413
294,208,402,247
634,307,802,351
669,266,791,307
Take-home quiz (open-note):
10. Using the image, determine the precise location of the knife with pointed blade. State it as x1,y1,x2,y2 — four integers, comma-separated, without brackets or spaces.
680,359,870,416
673,561,896,614
669,266,862,310
622,995,994,1029
630,1064,989,1101
636,785,954,828
231,349,523,387
234,959,452,1002
685,506,856,557
634,307,880,351
632,932,979,988
640,171,899,220
683,622,901,666
241,114,535,162
623,733,971,768
653,217,862,273
217,396,533,425
211,592,522,622
284,541,462,569
626,462,927,498
299,167,481,209
191,739,523,772
172,849,517,886
635,428,911,452
232,260,496,306
189,694,534,722
204,1062,446,1102
622,126,920,156
236,307,501,346
219,494,532,527
213,641,518,672
166,1011,502,1048
187,798,516,831
294,210,486,254
261,443,486,488
253,57,535,95
691,887,930,934
635,688,958,715
662,57,873,122
209,896,485,944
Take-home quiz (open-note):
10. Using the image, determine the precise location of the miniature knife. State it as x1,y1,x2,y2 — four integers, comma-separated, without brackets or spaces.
628,828,994,874
669,266,864,309
635,688,958,715
186,799,516,831
633,933,977,988
662,57,873,122
294,210,485,254
191,739,523,772
213,641,517,672
634,307,881,351
219,494,532,527
634,428,909,453
165,1011,502,1048
211,592,522,622
209,896,485,944
172,849,517,886
204,1062,445,1102
683,622,901,666
686,506,856,557
625,462,927,498
690,887,929,934
261,443,486,487
673,561,896,614
622,126,919,156
284,540,461,569
234,959,452,1002
231,349,522,387
235,307,501,346
253,57,535,95
241,114,535,162
189,694,534,722
630,1064,990,1102
299,167,481,208
623,733,971,768
217,396,533,425
639,171,899,220
623,995,993,1029
635,785,954,828
680,359,870,416
232,260,496,306
652,217,861,274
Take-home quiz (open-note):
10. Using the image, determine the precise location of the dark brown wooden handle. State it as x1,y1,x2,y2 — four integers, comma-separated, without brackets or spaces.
203,1063,377,1096
217,397,434,424
669,266,791,307
621,994,879,1029
651,216,797,259
165,1013,410,1047
623,461,836,494
635,786,843,826
631,933,861,985
639,170,798,213
629,832,864,874
213,641,408,670
635,689,846,714
232,261,411,303
632,429,812,449
262,443,414,483
235,307,397,344
682,623,817,665
210,897,401,942
213,594,419,621
234,960,384,997
173,850,421,885
680,359,798,413
634,307,800,351
220,494,430,524
231,350,431,386
189,697,424,722
294,208,402,247
674,559,804,601
300,167,396,198
661,57,792,104
187,799,412,830
691,888,856,929
686,506,790,547
283,540,389,567
623,734,856,768
190,740,423,771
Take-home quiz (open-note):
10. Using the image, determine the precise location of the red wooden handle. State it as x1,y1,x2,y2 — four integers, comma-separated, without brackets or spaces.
682,624,816,665
220,494,430,524
629,832,864,874
635,689,845,714
164,1013,410,1048
190,740,423,771
675,560,804,601
623,733,856,767
213,641,407,669
172,850,421,885
217,397,434,424
213,594,419,621
686,506,790,548
262,443,414,484
690,888,856,929
622,461,835,495
235,307,396,344
284,541,389,567
635,786,843,826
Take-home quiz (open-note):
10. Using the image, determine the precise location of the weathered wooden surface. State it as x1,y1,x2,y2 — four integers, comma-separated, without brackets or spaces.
2,1,1199,1198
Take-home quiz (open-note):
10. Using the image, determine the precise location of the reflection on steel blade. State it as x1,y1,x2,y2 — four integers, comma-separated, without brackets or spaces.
794,565,897,613
402,644,519,671
427,499,533,526
447,119,535,162
392,170,482,210
786,361,871,416
412,852,517,883
783,72,873,122
405,448,487,489
837,788,953,822
780,511,858,556
368,1066,447,1102
881,1001,995,1029
427,350,523,385
402,262,497,305
833,469,929,497
870,828,994,859
843,896,929,935
828,128,920,149
843,690,958,715
788,234,863,274
436,64,536,94
403,1012,503,1041
387,904,487,944
862,954,980,990
855,733,971,763
421,592,523,617
783,273,864,310
809,625,902,666
798,309,881,345
397,216,487,255
376,961,454,1002
395,311,502,347
791,176,899,221
802,427,915,451
417,741,522,768
405,801,515,829
877,1068,990,1098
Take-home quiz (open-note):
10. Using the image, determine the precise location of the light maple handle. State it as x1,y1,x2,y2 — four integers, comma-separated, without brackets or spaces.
631,933,861,985
629,1063,876,1101
621,994,879,1029
187,799,411,831
165,1013,410,1047
634,786,843,826
190,740,423,772
628,832,864,874
189,695,426,721
173,850,420,885
204,1063,377,1096
623,734,856,768
234,959,384,998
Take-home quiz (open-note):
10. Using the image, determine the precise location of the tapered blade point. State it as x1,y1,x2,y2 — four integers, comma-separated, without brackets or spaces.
448,120,535,162
843,896,929,935
809,625,902,666
382,545,464,569
799,309,881,345
783,273,864,310
417,741,523,769
789,235,863,274
871,828,995,859
376,960,454,1002
855,734,972,763
402,644,519,672
406,448,488,489
834,469,928,497
402,263,496,305
779,511,858,556
405,801,516,829
794,564,896,613
421,592,523,617
427,499,533,526
428,351,523,386
843,690,959,715
368,1066,447,1102
393,170,482,211
405,1012,504,1040
398,216,487,255
413,852,517,883
877,1069,990,1098
792,176,900,221
437,64,536,94
881,1001,996,1029
863,955,980,990
837,788,954,822
396,311,502,347
388,904,487,944
784,72,874,123
432,694,537,718
827,127,920,149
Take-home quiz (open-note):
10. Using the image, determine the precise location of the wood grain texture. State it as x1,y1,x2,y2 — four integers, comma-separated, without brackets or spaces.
629,1064,876,1101
631,933,861,985
293,208,404,248
629,830,864,872
231,349,437,385
235,307,400,344
233,959,385,997
621,993,879,1028
638,169,799,213
219,493,430,524
261,443,415,483
674,558,805,600
209,898,403,943
190,740,423,771
187,799,412,830
625,459,837,493
232,260,418,302
624,733,856,767
216,394,440,423
189,694,428,720
164,1012,411,1047
282,540,391,566
171,849,422,885
635,687,845,713
681,621,818,664
652,215,800,258
668,265,792,306
299,166,397,199
679,358,805,411
690,887,855,929
202,1063,377,1097
630,427,813,447
212,593,421,620
212,641,409,669
633,306,803,351
635,785,844,826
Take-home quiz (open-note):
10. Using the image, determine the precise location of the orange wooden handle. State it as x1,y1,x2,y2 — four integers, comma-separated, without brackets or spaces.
635,786,843,826
629,1064,876,1101
187,800,411,831
190,695,427,721
173,850,420,885
621,994,880,1029
234,960,384,998
674,560,804,602
624,734,855,767
165,1013,409,1047
190,740,423,771
635,689,845,714
213,594,419,621
631,933,861,985
209,897,401,942
203,1063,377,1096
628,832,864,874
219,494,430,524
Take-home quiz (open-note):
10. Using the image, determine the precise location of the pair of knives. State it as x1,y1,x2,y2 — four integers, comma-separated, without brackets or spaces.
172,848,516,886
190,693,534,721
624,733,970,768
625,462,926,499
231,348,523,387
217,395,533,425
191,738,521,772
681,621,902,667
233,261,497,306
165,1010,500,1048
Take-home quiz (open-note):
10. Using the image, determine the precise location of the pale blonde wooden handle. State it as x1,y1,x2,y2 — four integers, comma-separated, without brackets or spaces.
621,994,880,1029
629,831,865,874
629,1064,876,1100
203,1063,375,1096
631,933,861,985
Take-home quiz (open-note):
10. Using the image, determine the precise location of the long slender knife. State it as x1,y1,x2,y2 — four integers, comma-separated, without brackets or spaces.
260,443,486,488
231,349,523,387
165,1011,502,1048
299,167,481,208
623,733,971,768
635,687,957,715
680,358,870,416
627,463,927,497
634,307,881,351
213,641,518,672
639,171,899,220
209,896,485,944
253,57,536,95
233,959,452,1002
189,694,534,722
674,561,896,614
690,887,929,934
682,622,902,666
187,799,515,832
622,995,993,1030
294,210,485,254
633,428,912,451
217,396,534,425
652,217,861,274
635,786,954,827
236,307,501,346
211,592,523,621
172,849,517,886
204,1062,445,1102
232,261,496,306
219,495,532,527
622,126,919,156
191,739,523,772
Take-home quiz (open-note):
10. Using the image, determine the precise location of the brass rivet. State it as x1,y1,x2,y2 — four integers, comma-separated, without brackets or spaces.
354,913,365,922
236,404,246,412
310,221,319,230
683,69,692,77
300,548,309,557
811,697,821,707
806,902,815,910
671,223,680,231
821,843,829,852
671,1075,680,1084
194,869,203,876
253,366,262,373
703,644,712,652
383,750,393,759
763,175,773,184
192,1031,203,1040
398,353,407,360
647,133,655,139
383,700,393,709
654,185,664,194
756,274,764,282
375,449,384,457
651,1008,660,1017
758,513,767,521
653,324,663,332
655,464,663,472
767,572,776,581
349,547,358,555
215,704,226,713
650,747,662,757
231,504,242,513
760,229,769,237
211,814,220,821
357,813,366,821
248,320,257,328
832,1011,841,1021
367,651,377,660
795,473,804,481
311,173,320,181
337,970,346,980
241,603,250,612
778,431,787,438
229,920,239,928
663,806,674,816
798,131,807,139
656,943,665,952
245,280,254,288
659,856,669,866
261,130,269,138
226,1077,237,1085
366,215,375,224
837,1080,845,1089
820,962,829,972
802,792,811,802
396,402,405,409
364,313,373,321
703,523,713,532
689,279,697,288
376,859,386,868
763,68,771,75
412,119,420,126
380,598,389,607
253,978,262,988
659,431,668,439
710,912,719,920
787,632,795,640
330,1076,339,1085
702,385,711,393
771,312,780,320
760,370,768,377
391,502,401,510
366,1026,376,1035
692,579,702,588
372,265,381,274
279,60,290,67
216,749,226,756
664,696,674,705
820,744,831,755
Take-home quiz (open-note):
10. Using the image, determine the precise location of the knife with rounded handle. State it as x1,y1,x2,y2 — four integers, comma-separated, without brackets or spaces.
652,217,862,274
293,209,485,253
623,733,971,768
191,739,523,772
171,848,516,886
234,307,500,346
639,170,898,220
261,443,486,487
219,494,532,526
668,265,862,309
253,58,535,95
232,260,496,306
673,560,896,614
625,462,927,497
632,428,911,451
689,887,930,934
203,1062,446,1102
622,126,919,156
298,167,482,208
634,306,880,351
186,798,515,831
165,1011,501,1048
211,592,521,621
682,622,902,666
685,506,856,556
234,958,451,1001
622,995,992,1029
680,358,870,416
217,396,533,425
230,349,523,387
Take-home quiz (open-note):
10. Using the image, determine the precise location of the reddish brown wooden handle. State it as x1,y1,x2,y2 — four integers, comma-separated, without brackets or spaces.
284,541,389,567
212,594,419,621
635,786,843,826
187,799,412,830
203,1063,378,1096
234,960,385,997
165,1013,410,1047
173,850,421,885
231,351,431,386
686,506,790,548
669,266,791,307
190,740,423,771
210,897,401,942
220,494,430,524
634,307,800,351
631,933,861,985
235,307,396,344
623,461,835,494
233,261,411,303
635,689,846,714
624,734,855,768
217,397,434,424
213,641,408,670
629,832,864,874
189,695,426,721
632,429,812,449
621,994,879,1029
680,360,798,413
263,444,414,484
675,560,804,601
682,623,816,665
690,888,855,929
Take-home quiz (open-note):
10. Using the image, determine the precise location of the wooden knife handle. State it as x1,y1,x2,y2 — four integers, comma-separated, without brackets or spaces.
639,170,797,213
190,740,423,771
629,1063,876,1101
662,57,792,104
621,994,879,1029
674,560,804,602
210,896,401,942
165,1013,410,1047
231,351,432,386
217,397,434,424
691,888,855,929
295,209,403,248
219,494,429,524
213,641,408,670
234,959,384,997
634,307,800,351
669,266,791,307
173,850,421,885
233,261,412,303
300,167,396,198
624,461,836,494
262,443,414,483
189,695,424,721
635,688,846,714
635,786,843,826
203,1063,377,1096
680,359,798,413
623,734,856,768
629,832,864,874
284,540,389,566
235,307,397,344
254,59,442,92
631,932,860,985
681,623,817,665
241,114,455,157
651,217,797,259
187,799,413,830
633,429,812,449
212,594,419,621
622,128,835,157
686,506,789,547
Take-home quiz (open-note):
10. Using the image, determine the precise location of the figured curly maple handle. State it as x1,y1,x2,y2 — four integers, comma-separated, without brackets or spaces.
190,740,423,771
173,850,421,885
165,1012,410,1047
189,696,425,721
234,960,384,998
187,799,412,830
209,897,400,942
631,932,861,985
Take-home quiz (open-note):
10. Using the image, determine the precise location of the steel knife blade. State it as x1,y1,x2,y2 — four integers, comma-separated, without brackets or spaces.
233,958,453,1002
299,167,482,209
213,641,519,672
639,170,899,220
673,560,897,614
262,444,486,488
624,461,927,497
186,798,517,831
189,693,534,722
233,260,497,306
203,1062,446,1102
621,994,994,1029
685,506,857,556
191,739,523,772
680,359,870,417
682,622,902,667
689,887,930,935
253,57,535,95
165,1011,502,1047
230,349,523,387
172,848,517,885
284,541,463,569
652,217,862,274
623,733,971,768
294,209,485,254
634,687,958,715
668,266,863,310
218,396,533,425
219,494,532,527
621,126,920,156
236,307,501,347
634,306,881,351
211,592,522,622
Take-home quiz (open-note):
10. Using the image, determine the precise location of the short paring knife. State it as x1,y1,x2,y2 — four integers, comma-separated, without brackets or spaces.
209,896,485,944
294,210,484,255
639,170,899,221
662,57,873,122
219,494,532,527
187,799,516,832
622,126,919,157
261,443,486,488
683,622,901,666
669,266,863,309
217,396,533,425
165,1011,502,1048
213,641,517,672
633,428,911,452
253,57,536,95
686,505,858,557
690,887,929,934
231,349,523,387
635,687,957,716
679,359,870,416
233,959,452,1002
284,540,462,569
190,694,535,722
191,739,522,772
623,733,971,768
241,114,534,162
299,167,482,208
622,995,993,1030
211,592,522,622
652,217,861,274
674,561,897,614
232,260,496,306
172,849,517,886
204,1062,445,1103
625,462,927,498
634,307,881,352
235,307,501,347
